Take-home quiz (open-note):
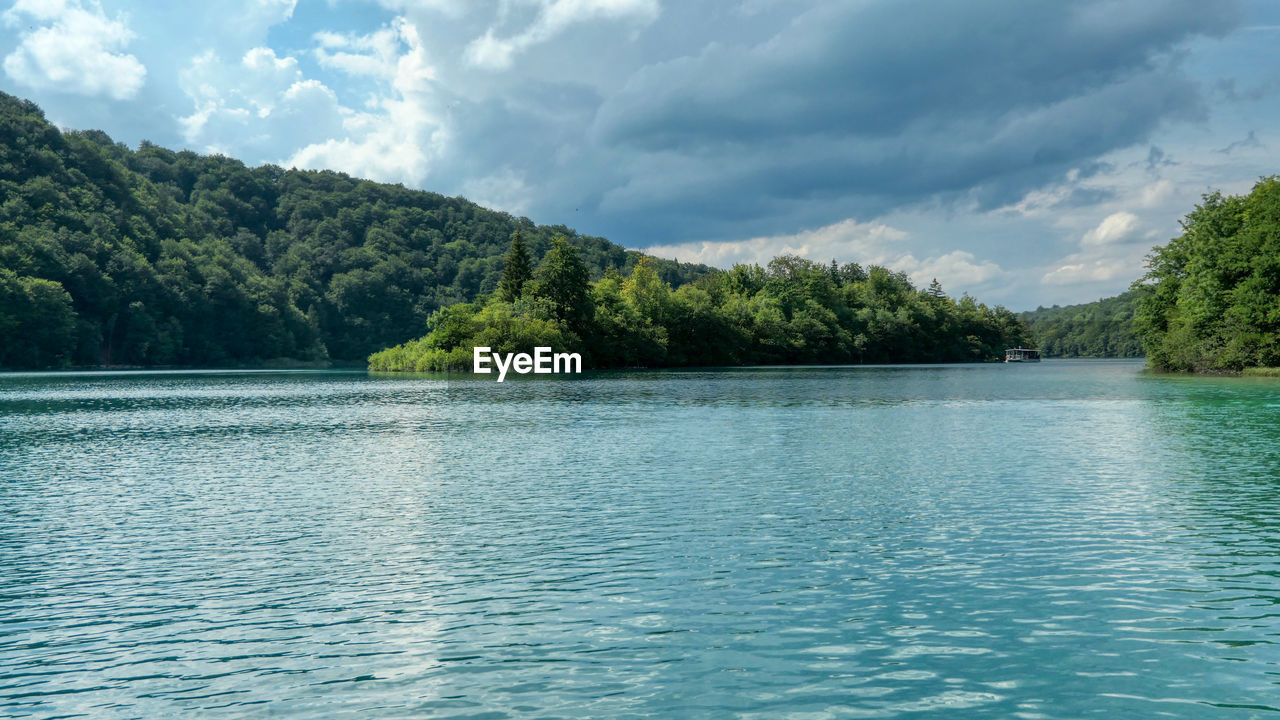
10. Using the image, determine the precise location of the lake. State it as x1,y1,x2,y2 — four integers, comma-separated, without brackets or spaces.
3,361,1280,718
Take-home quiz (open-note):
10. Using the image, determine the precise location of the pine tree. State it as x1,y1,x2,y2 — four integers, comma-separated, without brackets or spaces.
498,230,533,302
927,278,946,299
532,235,593,331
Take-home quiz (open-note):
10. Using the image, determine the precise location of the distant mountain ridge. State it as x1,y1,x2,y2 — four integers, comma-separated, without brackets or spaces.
1020,289,1146,358
0,92,711,369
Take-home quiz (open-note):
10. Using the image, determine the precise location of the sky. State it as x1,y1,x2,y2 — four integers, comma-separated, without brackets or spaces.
2,0,1278,310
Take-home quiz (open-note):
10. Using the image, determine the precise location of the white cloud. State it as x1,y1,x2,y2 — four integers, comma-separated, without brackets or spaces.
1080,211,1139,247
465,0,659,70
177,16,449,185
646,219,906,268
646,218,1004,290
179,47,344,159
1137,178,1174,207
1041,256,1139,285
2,0,146,100
244,0,297,28
459,167,533,214
904,250,1003,287
314,25,412,78
286,19,447,185
365,0,465,16
1041,210,1153,286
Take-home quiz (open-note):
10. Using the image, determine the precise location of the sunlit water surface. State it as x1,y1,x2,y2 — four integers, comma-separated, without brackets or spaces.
3,361,1280,718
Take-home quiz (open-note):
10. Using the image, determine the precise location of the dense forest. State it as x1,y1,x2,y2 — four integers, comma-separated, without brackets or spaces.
1020,289,1146,358
0,92,709,369
369,236,1033,371
1137,177,1280,372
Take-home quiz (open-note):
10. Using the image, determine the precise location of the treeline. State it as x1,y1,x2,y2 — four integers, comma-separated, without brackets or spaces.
1020,289,1146,358
0,92,708,369
369,235,1032,372
1137,177,1280,372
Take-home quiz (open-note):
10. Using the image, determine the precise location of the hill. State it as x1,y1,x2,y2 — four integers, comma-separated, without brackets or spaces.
1020,289,1147,358
0,92,710,369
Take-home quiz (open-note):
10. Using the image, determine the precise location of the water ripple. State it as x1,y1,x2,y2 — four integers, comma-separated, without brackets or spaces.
3,362,1280,717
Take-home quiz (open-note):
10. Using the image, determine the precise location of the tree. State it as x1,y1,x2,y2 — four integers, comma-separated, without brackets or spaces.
372,249,1035,372
498,229,533,302
0,269,75,368
532,235,593,331
1136,178,1280,371
0,90,715,368
622,256,670,324
927,278,946,299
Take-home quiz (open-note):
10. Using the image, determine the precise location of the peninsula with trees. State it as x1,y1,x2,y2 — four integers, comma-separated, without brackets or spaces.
369,235,1031,371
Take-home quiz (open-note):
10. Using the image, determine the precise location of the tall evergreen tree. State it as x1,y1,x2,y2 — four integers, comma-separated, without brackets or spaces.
498,230,533,302
532,236,593,331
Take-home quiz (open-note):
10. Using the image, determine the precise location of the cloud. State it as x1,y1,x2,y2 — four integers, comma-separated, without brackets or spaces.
459,167,533,214
314,25,409,78
646,218,1004,290
288,18,446,186
164,0,1245,260
581,0,1236,241
1041,256,1141,285
464,0,659,70
176,17,448,186
179,47,345,158
1080,211,1139,247
2,0,146,100
1145,145,1176,172
1137,179,1174,207
1042,210,1153,285
1215,130,1264,154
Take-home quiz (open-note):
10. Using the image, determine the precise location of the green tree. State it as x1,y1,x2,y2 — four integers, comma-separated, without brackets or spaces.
927,278,945,298
498,229,533,302
0,269,75,367
0,90,714,368
621,256,671,324
1136,178,1280,372
531,236,593,331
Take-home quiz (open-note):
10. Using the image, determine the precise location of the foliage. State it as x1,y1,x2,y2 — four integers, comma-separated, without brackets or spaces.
1020,289,1146,358
0,92,710,368
530,236,593,333
1136,178,1280,372
497,230,532,302
370,253,1033,371
0,268,75,367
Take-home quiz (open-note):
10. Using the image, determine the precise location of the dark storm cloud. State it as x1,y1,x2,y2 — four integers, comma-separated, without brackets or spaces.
578,0,1239,241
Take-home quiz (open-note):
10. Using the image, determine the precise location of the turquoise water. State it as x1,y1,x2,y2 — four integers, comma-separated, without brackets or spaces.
3,361,1280,718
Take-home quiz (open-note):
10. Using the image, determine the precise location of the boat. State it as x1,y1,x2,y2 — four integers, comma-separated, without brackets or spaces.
1004,347,1041,363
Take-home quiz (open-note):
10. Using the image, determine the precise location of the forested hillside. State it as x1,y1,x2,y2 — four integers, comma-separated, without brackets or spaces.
0,92,708,369
1020,289,1146,358
370,243,1033,372
1137,178,1280,372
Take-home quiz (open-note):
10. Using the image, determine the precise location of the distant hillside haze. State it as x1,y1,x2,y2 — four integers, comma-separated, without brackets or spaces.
1021,289,1146,358
0,92,711,369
